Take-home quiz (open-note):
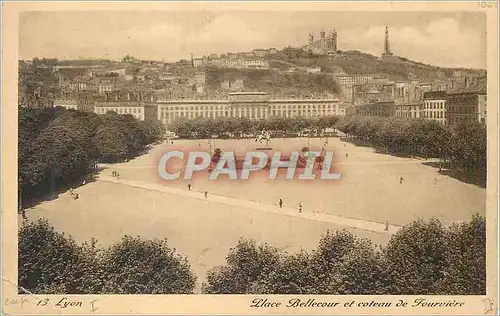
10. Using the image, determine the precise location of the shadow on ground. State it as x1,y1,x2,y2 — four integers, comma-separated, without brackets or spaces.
340,137,413,158
21,168,103,212
340,137,486,188
423,162,486,188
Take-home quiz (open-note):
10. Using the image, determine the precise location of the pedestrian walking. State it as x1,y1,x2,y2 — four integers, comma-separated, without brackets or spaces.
298,203,303,213
116,173,120,179
279,198,283,208
188,184,191,191
433,177,437,185
400,176,403,184
204,191,208,199
21,209,27,220
346,152,348,158
385,221,389,231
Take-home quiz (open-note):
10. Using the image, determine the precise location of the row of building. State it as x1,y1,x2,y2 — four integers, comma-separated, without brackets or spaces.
332,72,485,104
191,54,270,69
54,80,487,129
350,85,487,126
55,91,346,125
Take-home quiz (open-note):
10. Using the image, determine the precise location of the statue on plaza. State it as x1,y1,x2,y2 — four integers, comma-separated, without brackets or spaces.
255,129,271,146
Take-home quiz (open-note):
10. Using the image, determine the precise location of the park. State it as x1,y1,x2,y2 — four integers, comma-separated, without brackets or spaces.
22,135,486,291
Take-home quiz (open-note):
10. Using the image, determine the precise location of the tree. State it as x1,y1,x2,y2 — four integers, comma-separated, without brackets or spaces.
18,219,102,294
95,124,128,162
310,230,384,294
450,122,486,180
138,119,166,144
439,213,486,294
18,62,59,108
202,239,281,294
260,251,315,294
19,219,197,294
20,110,100,201
100,236,196,294
201,215,485,295
382,218,448,294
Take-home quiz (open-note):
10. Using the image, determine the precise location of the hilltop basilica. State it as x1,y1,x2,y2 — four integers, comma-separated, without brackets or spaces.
305,30,338,55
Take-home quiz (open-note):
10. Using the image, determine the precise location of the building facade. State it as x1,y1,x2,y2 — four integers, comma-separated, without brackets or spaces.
422,91,447,124
98,80,116,94
54,97,95,112
394,103,421,119
333,75,354,102
252,49,269,58
53,98,78,110
353,75,374,86
355,101,395,117
94,102,158,121
155,92,340,125
446,91,487,126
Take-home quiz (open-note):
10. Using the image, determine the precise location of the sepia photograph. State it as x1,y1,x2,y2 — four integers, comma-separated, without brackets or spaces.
2,1,498,315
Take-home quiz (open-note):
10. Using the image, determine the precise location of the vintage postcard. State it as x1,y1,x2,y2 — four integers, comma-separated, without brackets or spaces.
1,1,498,315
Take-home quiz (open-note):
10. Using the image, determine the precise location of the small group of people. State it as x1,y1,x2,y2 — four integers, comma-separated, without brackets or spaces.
278,198,303,213
188,183,208,200
187,184,208,199
112,170,120,179
69,188,79,200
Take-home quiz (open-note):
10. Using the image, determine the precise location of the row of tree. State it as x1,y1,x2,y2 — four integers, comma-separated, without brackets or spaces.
20,215,485,295
336,115,487,183
169,116,339,138
19,219,195,294
205,213,486,295
18,61,59,108
19,107,165,205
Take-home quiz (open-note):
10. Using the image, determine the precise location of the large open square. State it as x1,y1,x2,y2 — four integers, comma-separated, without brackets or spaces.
24,137,486,291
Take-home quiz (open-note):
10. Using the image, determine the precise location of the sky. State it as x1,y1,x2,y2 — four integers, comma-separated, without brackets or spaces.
19,11,486,69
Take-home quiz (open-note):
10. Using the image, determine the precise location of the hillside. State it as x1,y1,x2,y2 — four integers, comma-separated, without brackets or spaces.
268,47,485,80
205,67,341,96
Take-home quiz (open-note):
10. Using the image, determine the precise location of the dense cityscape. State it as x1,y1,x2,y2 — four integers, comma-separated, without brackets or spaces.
17,21,487,298
19,26,487,129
